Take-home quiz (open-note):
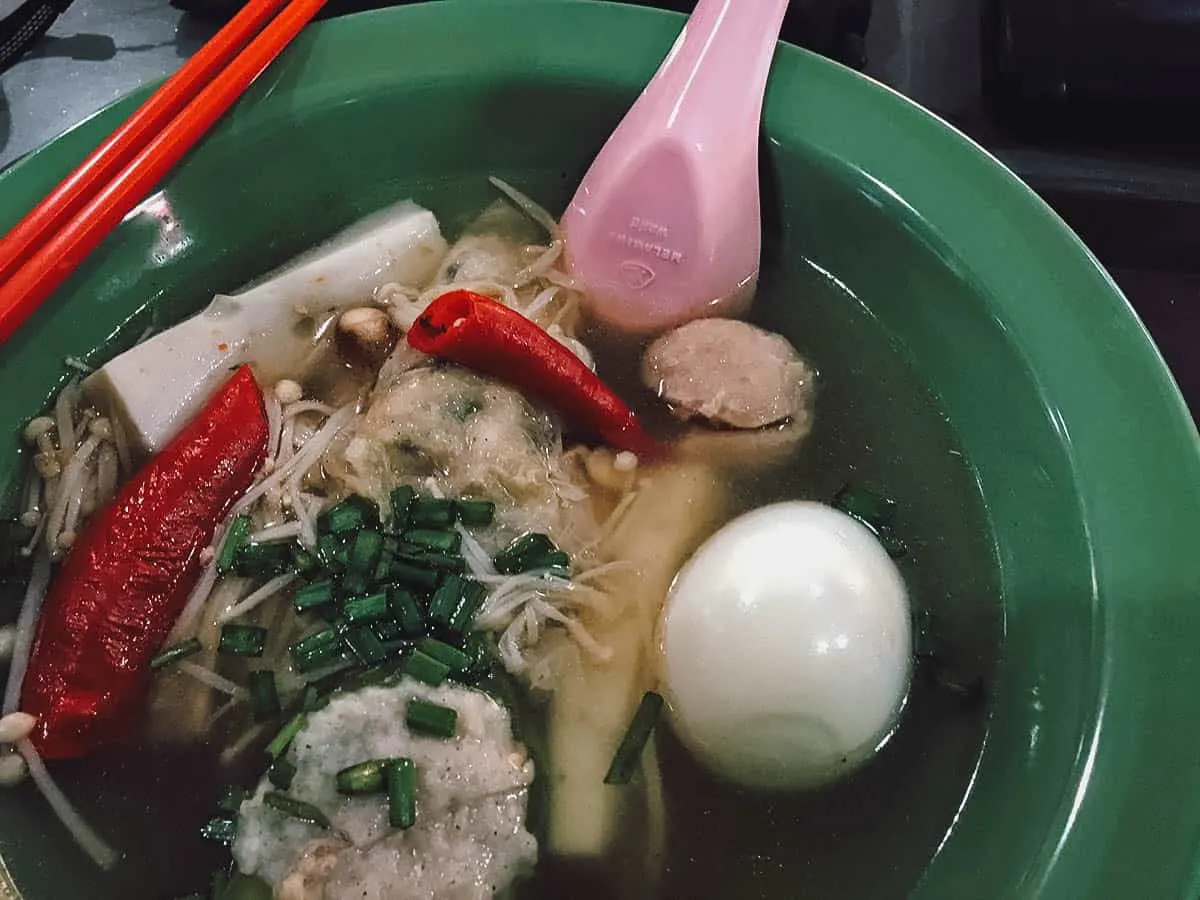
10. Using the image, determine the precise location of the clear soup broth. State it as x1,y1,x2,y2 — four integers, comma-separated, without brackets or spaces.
0,195,999,900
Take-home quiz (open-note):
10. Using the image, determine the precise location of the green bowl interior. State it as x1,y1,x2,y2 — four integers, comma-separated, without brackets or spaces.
0,2,1199,898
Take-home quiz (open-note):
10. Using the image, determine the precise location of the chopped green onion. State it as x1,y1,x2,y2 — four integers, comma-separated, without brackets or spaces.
269,757,297,790
248,670,281,721
406,698,457,739
388,588,425,635
200,815,237,844
418,637,471,673
404,650,450,687
342,592,390,626
385,758,417,829
233,541,294,578
449,579,487,633
428,574,463,629
343,625,389,665
291,627,343,672
402,529,462,553
386,560,440,592
217,515,254,573
293,579,335,613
455,498,495,527
335,759,388,795
266,713,307,759
149,637,203,670
603,691,664,785
217,786,247,814
388,485,416,532
492,532,556,574
262,791,331,829
320,496,379,535
218,624,267,658
409,497,456,528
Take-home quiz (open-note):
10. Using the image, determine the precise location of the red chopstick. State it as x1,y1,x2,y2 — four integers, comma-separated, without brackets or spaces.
0,0,290,285
0,0,328,346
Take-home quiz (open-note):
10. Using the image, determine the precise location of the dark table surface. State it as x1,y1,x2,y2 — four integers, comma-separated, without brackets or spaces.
0,0,1195,420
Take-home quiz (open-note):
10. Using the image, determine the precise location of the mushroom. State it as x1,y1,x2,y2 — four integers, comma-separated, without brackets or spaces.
335,306,398,368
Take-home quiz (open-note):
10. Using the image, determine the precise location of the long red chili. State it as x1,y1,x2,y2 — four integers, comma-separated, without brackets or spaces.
21,365,268,760
407,290,660,457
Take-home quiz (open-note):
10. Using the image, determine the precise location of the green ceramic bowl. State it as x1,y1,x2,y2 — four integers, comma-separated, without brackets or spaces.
1,2,1199,898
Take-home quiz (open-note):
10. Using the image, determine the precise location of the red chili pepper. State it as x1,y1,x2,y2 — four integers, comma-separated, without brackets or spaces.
407,290,661,458
21,365,268,760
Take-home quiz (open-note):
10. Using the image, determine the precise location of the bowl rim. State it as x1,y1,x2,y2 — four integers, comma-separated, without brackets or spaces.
0,1,1198,897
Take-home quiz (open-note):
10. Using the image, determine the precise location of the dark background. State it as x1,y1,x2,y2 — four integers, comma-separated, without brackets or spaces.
0,0,1195,413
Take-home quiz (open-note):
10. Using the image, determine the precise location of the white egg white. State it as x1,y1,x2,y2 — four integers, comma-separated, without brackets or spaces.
658,500,912,790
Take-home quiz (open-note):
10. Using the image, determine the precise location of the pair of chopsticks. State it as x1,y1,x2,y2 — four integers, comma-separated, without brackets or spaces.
0,0,329,346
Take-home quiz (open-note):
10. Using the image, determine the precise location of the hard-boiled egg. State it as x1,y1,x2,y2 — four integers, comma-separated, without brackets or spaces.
658,501,912,790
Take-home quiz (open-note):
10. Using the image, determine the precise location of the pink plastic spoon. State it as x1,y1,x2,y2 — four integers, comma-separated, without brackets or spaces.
561,0,791,335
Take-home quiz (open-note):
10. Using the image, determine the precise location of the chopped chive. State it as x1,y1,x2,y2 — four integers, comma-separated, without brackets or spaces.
462,630,493,680
216,872,273,900
603,691,665,785
406,698,458,739
409,497,456,528
320,496,379,535
530,550,571,572
342,625,388,665
449,579,487,633
404,650,450,687
389,485,417,532
200,815,238,844
343,529,384,594
388,588,425,636
292,547,319,577
218,624,267,658
342,592,390,626
291,627,343,672
833,484,896,527
418,637,472,673
396,549,465,573
492,532,556,574
217,786,247,814
149,637,203,670
293,578,335,613
266,713,307,759
217,515,254,573
385,758,417,829
335,759,388,795
402,529,462,553
386,560,440,592
455,498,495,527
833,485,908,558
428,574,463,630
262,791,331,829
301,684,329,713
268,757,297,790
339,660,405,693
316,533,345,570
372,617,404,642
233,541,294,577
248,670,281,721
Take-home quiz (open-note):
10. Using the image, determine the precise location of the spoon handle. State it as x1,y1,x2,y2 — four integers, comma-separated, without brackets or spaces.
563,0,791,334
